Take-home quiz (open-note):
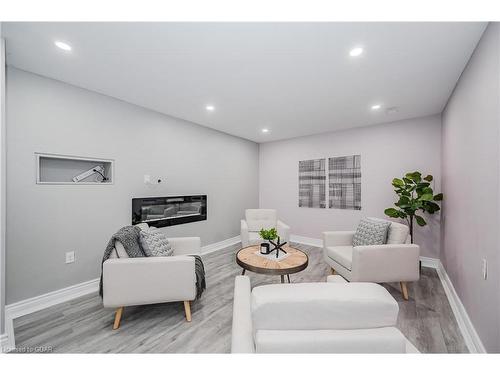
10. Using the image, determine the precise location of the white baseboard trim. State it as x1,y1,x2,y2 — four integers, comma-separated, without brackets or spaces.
4,277,100,350
413,256,486,353
3,321,14,352
201,235,240,255
436,261,486,353
0,333,9,353
5,278,100,320
290,234,322,247
419,256,440,269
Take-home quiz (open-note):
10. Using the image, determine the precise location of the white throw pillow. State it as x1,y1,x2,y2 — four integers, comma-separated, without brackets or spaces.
386,222,410,244
139,228,173,257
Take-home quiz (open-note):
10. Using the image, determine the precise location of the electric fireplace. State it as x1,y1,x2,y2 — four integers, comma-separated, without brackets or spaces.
132,195,207,228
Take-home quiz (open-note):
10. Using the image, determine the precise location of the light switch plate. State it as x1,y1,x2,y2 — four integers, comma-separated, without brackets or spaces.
482,258,487,280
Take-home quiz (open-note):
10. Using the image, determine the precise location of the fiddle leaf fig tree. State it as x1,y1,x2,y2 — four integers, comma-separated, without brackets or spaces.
384,171,443,243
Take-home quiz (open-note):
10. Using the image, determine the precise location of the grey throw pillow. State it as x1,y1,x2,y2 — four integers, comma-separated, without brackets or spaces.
139,228,174,257
352,217,391,247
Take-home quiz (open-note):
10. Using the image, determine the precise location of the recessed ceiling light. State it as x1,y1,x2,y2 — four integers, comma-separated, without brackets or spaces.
54,41,72,52
261,128,269,133
205,105,215,112
349,47,363,57
371,104,382,110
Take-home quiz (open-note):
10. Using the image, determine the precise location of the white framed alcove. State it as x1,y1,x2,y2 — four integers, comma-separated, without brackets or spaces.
35,152,114,185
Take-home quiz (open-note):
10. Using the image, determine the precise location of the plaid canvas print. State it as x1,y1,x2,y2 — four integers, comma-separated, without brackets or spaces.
298,158,326,208
329,155,361,210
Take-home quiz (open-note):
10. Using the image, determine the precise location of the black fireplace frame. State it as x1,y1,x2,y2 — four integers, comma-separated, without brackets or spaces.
132,195,207,228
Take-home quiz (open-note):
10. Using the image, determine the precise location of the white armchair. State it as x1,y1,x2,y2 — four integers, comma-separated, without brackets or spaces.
323,220,420,300
240,209,290,247
102,223,201,329
231,275,418,353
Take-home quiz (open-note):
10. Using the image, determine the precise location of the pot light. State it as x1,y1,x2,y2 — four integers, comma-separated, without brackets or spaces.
205,105,215,112
371,104,382,110
349,47,363,57
261,128,269,133
54,41,72,51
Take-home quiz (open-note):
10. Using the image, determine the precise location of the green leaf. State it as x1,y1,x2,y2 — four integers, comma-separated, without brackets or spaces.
392,178,404,187
416,186,431,196
384,208,401,218
419,193,434,201
423,201,441,214
415,215,427,226
424,175,433,182
398,196,410,205
398,211,408,219
398,204,411,209
406,171,422,183
427,201,440,209
403,177,412,184
422,187,433,194
416,182,431,188
434,193,443,201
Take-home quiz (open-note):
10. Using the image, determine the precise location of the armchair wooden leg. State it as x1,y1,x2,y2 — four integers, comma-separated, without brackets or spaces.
400,282,409,301
113,307,124,330
331,268,336,275
184,301,192,322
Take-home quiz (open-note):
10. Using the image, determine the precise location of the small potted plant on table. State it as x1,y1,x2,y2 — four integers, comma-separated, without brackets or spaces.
259,228,287,258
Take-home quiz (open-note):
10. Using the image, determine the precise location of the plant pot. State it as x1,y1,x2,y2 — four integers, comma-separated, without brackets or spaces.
260,242,270,254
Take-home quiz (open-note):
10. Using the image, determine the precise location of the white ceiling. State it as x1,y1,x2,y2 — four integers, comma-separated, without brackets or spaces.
2,22,487,143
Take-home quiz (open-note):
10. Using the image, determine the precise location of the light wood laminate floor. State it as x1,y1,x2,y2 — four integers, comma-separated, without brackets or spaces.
12,243,468,353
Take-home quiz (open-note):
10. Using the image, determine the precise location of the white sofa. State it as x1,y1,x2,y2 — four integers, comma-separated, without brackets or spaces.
231,275,418,353
323,220,420,300
240,209,290,247
102,223,201,329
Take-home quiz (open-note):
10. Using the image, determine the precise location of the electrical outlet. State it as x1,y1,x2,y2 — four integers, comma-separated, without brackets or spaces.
65,251,75,264
482,258,488,280
144,174,151,184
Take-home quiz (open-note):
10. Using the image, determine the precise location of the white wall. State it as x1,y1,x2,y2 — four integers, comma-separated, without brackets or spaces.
6,68,259,304
0,27,6,335
259,115,442,258
441,22,500,352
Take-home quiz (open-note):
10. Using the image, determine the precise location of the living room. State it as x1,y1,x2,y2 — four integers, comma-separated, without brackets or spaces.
1,0,500,372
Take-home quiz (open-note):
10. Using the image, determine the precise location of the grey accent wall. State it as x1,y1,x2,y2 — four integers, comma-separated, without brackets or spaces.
442,23,500,352
259,115,442,258
6,68,259,304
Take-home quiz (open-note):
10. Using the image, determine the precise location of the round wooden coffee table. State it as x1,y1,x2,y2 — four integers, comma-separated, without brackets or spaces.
236,244,308,283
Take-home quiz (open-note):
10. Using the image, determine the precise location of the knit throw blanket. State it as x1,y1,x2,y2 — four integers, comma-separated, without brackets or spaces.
99,226,144,297
99,226,206,299
192,255,206,299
